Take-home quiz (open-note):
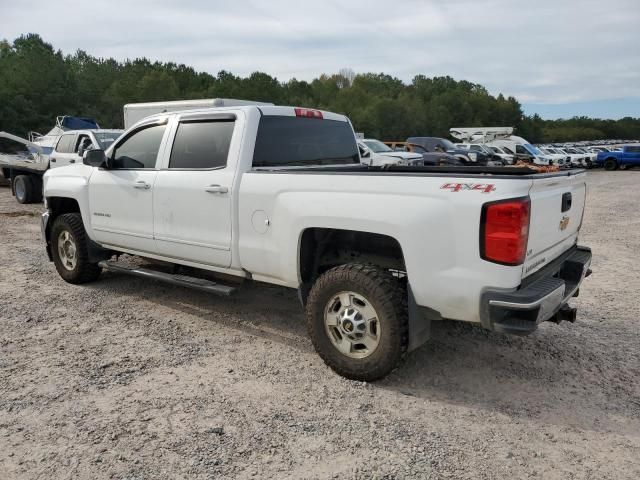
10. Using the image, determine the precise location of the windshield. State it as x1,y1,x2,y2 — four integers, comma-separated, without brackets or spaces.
363,139,393,153
440,139,457,150
488,146,501,153
252,116,359,167
523,144,543,156
409,144,428,154
95,132,122,149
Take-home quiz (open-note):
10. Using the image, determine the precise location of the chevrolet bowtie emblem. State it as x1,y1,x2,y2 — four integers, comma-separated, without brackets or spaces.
559,216,570,231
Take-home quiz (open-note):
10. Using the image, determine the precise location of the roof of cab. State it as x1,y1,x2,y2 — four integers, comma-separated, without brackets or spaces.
136,105,349,126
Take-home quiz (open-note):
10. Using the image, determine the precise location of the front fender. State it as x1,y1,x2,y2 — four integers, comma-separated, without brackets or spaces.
43,165,95,239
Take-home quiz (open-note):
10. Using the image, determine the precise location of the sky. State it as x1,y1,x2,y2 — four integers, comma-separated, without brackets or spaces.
1,0,639,119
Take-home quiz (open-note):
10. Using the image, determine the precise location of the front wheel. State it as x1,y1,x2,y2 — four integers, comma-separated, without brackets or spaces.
306,264,408,381
51,213,102,284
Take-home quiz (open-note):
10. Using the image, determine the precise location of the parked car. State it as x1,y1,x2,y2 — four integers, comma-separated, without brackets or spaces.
560,147,590,168
455,143,508,166
41,104,592,381
595,144,640,170
572,147,596,167
405,137,498,165
357,139,423,166
538,147,570,168
485,145,515,164
383,141,463,166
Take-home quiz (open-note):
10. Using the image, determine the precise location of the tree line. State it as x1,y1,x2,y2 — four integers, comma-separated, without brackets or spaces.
1,34,638,144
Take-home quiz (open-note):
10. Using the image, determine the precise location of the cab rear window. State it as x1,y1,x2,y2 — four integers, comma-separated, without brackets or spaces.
252,116,359,167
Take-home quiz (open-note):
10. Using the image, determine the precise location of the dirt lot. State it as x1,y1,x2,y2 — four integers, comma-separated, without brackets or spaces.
0,171,639,479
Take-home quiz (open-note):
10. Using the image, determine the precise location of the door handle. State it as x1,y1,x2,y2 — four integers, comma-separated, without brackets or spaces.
50,158,56,162
204,185,228,194
133,181,151,190
69,159,75,164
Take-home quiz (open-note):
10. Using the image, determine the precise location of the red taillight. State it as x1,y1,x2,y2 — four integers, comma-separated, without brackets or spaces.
481,197,530,265
294,107,323,119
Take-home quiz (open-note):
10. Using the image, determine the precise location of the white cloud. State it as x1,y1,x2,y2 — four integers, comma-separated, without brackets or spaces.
0,0,638,104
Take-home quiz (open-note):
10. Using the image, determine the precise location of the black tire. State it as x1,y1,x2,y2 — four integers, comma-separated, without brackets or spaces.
50,213,101,284
31,176,43,203
13,175,34,204
306,264,408,381
603,158,618,171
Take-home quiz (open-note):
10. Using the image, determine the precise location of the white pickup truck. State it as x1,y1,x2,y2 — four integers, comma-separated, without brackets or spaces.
41,105,592,381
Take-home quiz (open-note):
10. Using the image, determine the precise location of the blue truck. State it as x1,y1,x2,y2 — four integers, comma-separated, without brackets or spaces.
596,144,640,170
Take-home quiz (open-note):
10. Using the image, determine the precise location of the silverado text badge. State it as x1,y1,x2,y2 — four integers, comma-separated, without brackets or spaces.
559,216,570,231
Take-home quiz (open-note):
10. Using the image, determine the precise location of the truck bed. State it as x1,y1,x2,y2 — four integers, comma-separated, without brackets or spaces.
253,164,584,178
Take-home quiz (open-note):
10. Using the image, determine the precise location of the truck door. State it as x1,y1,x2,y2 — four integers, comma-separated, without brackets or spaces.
88,120,169,253
50,133,77,167
624,146,640,165
152,112,237,267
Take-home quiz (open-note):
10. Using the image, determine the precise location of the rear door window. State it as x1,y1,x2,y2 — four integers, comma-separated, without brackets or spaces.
56,134,75,153
169,120,234,169
253,116,359,167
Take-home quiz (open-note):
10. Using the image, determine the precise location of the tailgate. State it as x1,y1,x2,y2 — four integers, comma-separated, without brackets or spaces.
523,172,586,278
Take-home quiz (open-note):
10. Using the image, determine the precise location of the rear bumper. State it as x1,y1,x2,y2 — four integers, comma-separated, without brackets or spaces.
480,245,592,335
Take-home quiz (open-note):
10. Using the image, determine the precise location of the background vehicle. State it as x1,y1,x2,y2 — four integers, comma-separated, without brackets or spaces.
383,141,463,165
49,129,123,168
485,145,515,164
572,147,597,167
405,136,490,164
455,143,507,166
358,139,423,166
596,144,640,170
0,116,121,204
42,105,591,381
560,147,589,168
449,127,553,166
538,147,570,168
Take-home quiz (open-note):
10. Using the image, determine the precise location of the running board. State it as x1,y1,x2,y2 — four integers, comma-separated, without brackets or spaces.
98,260,236,296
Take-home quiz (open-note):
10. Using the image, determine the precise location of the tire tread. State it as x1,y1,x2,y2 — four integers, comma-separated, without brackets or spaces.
306,263,408,381
51,213,101,284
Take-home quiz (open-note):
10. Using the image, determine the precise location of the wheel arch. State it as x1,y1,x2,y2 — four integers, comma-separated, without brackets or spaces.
297,227,407,298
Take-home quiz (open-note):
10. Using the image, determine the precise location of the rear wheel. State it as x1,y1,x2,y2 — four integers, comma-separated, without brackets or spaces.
306,264,408,381
51,213,101,284
13,175,34,204
603,158,618,171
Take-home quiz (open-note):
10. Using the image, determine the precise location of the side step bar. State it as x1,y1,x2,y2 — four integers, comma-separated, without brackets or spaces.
98,260,236,296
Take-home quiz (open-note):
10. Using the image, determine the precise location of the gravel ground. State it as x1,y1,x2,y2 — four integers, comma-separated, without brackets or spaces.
0,171,639,479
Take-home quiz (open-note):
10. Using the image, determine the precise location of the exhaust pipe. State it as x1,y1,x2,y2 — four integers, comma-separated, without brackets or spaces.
548,305,577,324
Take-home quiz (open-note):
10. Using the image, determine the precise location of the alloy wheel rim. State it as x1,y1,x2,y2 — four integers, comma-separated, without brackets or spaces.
57,230,77,271
324,291,381,359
